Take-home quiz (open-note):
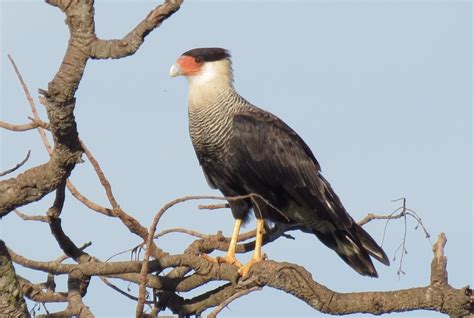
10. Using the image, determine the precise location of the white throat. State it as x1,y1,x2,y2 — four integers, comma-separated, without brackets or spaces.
187,59,234,109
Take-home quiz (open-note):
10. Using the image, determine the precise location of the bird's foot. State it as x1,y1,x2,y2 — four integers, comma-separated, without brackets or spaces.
217,254,243,267
201,253,243,268
238,253,267,278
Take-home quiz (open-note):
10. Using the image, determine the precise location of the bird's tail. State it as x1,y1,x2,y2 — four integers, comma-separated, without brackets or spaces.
312,224,389,277
353,223,390,266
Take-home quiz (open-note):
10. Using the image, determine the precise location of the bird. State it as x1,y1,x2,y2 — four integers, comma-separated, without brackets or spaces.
169,47,389,277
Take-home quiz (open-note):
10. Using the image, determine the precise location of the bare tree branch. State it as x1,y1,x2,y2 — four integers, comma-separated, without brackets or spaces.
0,120,42,132
66,180,114,216
79,140,120,211
89,0,183,59
18,275,67,303
0,0,183,217
198,203,229,210
6,227,472,317
64,269,94,318
7,55,52,155
14,209,49,223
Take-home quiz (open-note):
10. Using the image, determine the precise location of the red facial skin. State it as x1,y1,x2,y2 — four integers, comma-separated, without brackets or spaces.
176,55,203,76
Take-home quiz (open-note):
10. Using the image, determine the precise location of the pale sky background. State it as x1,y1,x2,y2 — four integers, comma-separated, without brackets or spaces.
0,1,472,317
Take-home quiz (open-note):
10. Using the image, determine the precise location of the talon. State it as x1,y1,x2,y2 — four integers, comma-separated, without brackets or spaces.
238,256,264,278
202,218,267,278
217,254,243,267
200,253,219,263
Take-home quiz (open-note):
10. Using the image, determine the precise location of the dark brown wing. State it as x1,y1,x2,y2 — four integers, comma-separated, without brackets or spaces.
229,110,353,229
227,110,389,276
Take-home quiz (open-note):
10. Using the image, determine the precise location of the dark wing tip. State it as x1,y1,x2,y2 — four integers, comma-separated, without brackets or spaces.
354,224,391,266
182,47,231,62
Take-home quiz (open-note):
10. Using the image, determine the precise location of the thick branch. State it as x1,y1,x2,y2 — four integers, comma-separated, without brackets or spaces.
8,231,471,317
18,275,67,303
0,241,30,317
249,261,469,317
157,232,471,317
64,270,94,318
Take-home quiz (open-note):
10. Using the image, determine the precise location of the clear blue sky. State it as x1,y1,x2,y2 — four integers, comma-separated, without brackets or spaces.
1,1,472,317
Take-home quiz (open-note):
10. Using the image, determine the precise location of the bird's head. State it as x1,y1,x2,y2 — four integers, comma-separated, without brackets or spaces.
169,47,233,86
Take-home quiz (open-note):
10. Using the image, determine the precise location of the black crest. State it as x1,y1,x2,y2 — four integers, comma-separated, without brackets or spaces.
182,47,231,62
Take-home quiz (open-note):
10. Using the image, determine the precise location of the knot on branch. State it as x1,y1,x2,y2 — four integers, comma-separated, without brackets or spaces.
275,265,312,292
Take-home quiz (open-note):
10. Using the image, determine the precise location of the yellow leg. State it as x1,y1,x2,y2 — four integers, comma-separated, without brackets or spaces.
218,218,243,266
239,218,266,277
201,219,243,267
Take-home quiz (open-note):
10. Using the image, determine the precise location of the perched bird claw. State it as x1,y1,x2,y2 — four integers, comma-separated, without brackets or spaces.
200,253,218,264
238,257,264,278
201,253,243,268
217,254,243,267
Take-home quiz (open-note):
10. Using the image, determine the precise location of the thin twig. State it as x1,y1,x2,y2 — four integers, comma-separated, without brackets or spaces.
207,286,262,318
358,211,406,226
154,227,263,245
0,150,31,177
155,227,213,240
0,120,47,132
394,210,408,276
66,180,114,216
361,198,431,273
198,203,229,210
79,140,120,210
99,276,153,305
14,209,48,223
8,55,52,155
55,242,92,263
405,209,431,241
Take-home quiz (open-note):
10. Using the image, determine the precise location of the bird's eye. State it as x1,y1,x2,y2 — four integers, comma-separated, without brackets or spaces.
195,57,203,64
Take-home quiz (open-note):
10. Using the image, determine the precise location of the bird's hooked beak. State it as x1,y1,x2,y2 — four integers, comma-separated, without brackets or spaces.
169,63,182,77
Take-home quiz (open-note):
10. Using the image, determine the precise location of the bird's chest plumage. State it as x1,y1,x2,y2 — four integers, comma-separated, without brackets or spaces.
187,90,251,190
188,105,233,165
